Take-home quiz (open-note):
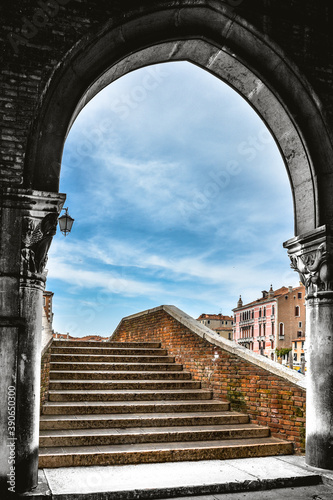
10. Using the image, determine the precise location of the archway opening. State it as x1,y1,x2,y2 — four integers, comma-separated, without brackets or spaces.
47,61,297,337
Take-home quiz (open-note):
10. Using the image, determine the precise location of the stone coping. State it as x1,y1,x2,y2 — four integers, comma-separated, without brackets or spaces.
41,334,53,357
111,305,306,390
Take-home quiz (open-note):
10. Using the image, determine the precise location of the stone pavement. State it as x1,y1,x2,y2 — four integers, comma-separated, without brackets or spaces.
163,484,333,500
22,455,333,499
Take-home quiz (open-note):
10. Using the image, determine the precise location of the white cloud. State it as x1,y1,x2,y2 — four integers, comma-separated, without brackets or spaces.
51,61,297,334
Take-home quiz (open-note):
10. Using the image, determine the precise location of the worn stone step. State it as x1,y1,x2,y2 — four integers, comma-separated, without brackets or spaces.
48,389,212,402
48,380,200,391
39,424,270,447
53,341,161,348
49,370,191,380
50,354,175,363
40,410,251,431
42,399,226,415
51,347,168,356
38,437,294,468
50,362,183,372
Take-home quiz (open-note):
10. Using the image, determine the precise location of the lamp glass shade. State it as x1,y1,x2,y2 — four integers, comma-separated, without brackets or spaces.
58,213,74,235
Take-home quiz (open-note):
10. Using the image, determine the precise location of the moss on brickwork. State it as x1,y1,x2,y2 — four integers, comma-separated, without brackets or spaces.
227,387,247,412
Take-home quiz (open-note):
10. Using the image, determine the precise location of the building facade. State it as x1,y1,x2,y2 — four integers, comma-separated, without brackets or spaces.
233,284,306,362
292,336,306,372
196,313,233,340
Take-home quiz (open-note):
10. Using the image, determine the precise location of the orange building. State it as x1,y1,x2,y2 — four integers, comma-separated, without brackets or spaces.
292,336,306,372
233,284,306,362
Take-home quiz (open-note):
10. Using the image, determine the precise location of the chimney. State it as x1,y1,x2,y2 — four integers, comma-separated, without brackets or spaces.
262,290,268,298
237,295,243,308
268,284,274,298
288,285,293,293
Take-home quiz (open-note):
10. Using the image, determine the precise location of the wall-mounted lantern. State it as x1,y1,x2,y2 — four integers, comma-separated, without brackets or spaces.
58,207,74,236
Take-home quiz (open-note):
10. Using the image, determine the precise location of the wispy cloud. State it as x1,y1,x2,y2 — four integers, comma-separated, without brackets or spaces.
49,61,296,335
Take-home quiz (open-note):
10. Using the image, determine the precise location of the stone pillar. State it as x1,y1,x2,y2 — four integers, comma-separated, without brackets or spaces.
284,226,333,470
0,188,65,494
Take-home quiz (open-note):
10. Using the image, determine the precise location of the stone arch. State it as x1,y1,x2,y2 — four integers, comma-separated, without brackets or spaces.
24,3,333,236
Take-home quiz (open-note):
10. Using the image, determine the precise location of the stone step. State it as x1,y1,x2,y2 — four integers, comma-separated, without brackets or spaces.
50,354,175,363
40,410,251,431
50,362,183,371
39,424,270,447
48,380,200,391
48,389,212,402
51,347,168,356
42,399,227,415
49,370,191,380
38,437,294,468
53,341,161,348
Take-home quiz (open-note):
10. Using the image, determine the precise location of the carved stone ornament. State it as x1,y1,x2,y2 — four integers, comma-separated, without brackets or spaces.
289,241,333,297
21,212,58,277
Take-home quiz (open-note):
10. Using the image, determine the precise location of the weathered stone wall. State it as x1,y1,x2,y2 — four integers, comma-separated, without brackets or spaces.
1,0,333,187
112,306,307,453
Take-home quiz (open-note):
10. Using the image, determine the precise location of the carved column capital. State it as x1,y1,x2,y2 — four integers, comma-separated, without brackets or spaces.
1,187,66,285
284,225,333,299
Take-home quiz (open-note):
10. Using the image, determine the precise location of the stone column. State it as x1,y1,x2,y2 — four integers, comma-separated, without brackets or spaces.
284,226,333,470
0,188,65,494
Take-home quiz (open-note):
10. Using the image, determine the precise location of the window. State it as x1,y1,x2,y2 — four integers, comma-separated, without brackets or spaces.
298,292,302,299
228,333,231,340
295,306,300,317
259,308,262,318
272,323,275,335
272,305,275,315
259,324,261,336
279,323,284,336
263,323,266,336
264,307,266,317
271,341,274,350
294,341,297,349
294,353,297,362
298,321,302,328
297,331,302,338
207,320,210,324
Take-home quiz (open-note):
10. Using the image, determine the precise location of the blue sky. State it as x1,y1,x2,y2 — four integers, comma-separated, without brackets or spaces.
47,61,298,337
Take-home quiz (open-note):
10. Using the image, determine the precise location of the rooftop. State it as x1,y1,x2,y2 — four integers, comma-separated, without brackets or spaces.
233,284,305,311
197,313,233,321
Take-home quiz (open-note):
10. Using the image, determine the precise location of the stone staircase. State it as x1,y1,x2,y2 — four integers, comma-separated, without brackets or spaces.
39,340,293,468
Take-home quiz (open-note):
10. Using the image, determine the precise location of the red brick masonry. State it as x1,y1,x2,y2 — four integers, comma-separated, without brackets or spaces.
112,306,306,453
40,342,52,412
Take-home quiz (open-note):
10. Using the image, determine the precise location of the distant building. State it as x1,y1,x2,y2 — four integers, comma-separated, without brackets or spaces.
292,336,306,372
42,290,54,337
196,313,233,340
52,333,109,341
232,284,306,362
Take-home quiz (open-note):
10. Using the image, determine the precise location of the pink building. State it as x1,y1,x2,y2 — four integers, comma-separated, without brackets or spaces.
233,284,306,361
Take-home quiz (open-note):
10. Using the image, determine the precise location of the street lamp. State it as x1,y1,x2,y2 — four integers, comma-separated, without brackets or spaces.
58,207,74,236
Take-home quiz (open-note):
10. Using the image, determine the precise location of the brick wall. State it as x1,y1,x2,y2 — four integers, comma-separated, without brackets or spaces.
40,341,52,412
1,1,333,186
112,307,306,453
